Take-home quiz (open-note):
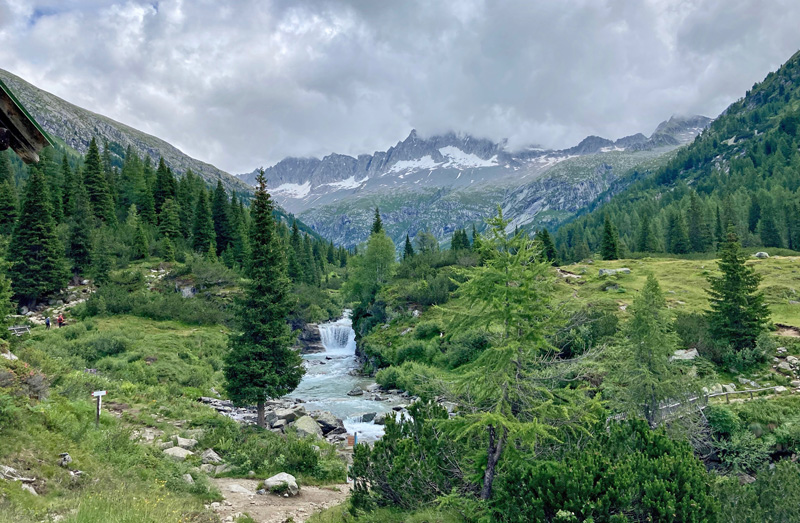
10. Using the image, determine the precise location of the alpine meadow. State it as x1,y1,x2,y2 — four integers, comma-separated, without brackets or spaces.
4,2,800,523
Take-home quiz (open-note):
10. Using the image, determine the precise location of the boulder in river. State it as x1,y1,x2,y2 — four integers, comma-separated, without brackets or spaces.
347,387,364,396
293,415,323,438
359,412,377,423
312,411,346,435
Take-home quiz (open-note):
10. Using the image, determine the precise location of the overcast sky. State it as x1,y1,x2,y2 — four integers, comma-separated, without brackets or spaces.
2,0,800,173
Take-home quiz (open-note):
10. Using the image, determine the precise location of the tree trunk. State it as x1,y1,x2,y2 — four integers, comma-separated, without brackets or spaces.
480,424,507,501
257,401,266,428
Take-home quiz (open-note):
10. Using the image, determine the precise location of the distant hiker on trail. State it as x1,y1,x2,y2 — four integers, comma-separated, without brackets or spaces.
57,314,64,328
45,316,50,330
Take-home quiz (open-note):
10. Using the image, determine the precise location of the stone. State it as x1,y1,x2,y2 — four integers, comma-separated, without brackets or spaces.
778,362,794,375
271,419,288,430
21,484,37,496
347,387,364,396
738,377,758,387
295,323,325,354
264,472,299,496
775,386,788,394
226,483,253,495
739,474,757,485
366,383,381,393
722,383,737,393
617,268,631,274
256,488,267,495
787,356,799,365
184,429,205,439
175,436,198,450
215,464,233,475
777,347,788,354
293,415,323,438
158,441,174,450
182,473,194,484
670,349,699,361
200,464,216,474
753,252,770,259
275,406,305,422
58,453,72,467
359,412,377,423
791,380,800,388
0,465,35,482
0,351,18,361
374,413,388,425
201,448,223,464
312,411,346,435
163,447,194,461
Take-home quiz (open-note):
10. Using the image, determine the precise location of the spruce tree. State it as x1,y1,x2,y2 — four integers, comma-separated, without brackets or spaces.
92,228,113,286
706,228,770,351
192,188,216,254
224,169,303,427
0,263,14,324
7,166,70,305
748,195,761,233
83,138,116,224
403,233,415,260
371,207,383,234
536,228,557,264
759,204,783,247
158,198,181,240
600,216,620,260
687,192,711,252
211,180,232,255
126,204,149,259
153,157,176,214
637,213,659,252
68,180,93,275
0,178,17,230
326,241,336,265
60,154,72,216
666,210,690,254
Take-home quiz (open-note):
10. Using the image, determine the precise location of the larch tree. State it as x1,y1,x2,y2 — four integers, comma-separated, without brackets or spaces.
224,169,303,428
7,166,70,306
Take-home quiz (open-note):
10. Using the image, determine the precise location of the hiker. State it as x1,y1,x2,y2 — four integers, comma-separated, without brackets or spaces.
57,313,64,328
45,316,50,330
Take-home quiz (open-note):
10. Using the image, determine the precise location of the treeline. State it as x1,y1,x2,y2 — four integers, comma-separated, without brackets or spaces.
555,50,800,262
0,139,346,308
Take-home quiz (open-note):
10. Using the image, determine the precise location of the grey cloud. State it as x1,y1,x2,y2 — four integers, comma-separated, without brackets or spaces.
0,0,799,173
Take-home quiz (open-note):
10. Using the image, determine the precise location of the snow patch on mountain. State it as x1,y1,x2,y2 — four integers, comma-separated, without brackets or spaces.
388,155,440,173
439,146,498,168
323,176,369,190
272,181,312,198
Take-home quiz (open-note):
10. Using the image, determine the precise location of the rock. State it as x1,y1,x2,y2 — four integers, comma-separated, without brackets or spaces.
778,362,794,375
175,436,198,450
358,412,377,423
158,441,174,450
293,415,323,438
182,473,194,484
722,383,737,393
256,488,267,495
21,484,37,496
791,380,800,388
312,411,346,435
777,347,788,354
598,268,631,277
738,377,758,387
0,465,35,483
347,387,364,396
617,268,631,274
275,406,305,422
226,483,253,495
366,383,382,393
374,413,387,425
775,386,788,394
392,405,407,411
295,323,326,354
1,351,18,361
739,474,757,485
200,464,216,474
670,349,699,361
787,356,799,365
163,447,194,461
215,464,233,475
271,419,288,430
264,472,299,496
754,252,770,259
184,429,205,439
58,453,72,467
201,448,223,464
20,306,28,315
372,394,386,401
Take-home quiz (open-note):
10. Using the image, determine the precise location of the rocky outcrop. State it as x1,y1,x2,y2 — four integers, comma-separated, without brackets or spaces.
293,416,323,438
295,324,325,354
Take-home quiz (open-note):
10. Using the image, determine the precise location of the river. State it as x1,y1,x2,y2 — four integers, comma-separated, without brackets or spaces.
288,311,403,441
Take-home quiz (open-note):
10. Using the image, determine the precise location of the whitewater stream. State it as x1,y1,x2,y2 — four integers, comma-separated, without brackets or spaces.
288,311,403,441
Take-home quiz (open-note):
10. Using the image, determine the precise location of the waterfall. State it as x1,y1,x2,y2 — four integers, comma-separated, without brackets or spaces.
317,310,356,355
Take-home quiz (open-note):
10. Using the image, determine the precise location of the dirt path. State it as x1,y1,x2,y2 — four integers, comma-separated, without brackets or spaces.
210,477,350,523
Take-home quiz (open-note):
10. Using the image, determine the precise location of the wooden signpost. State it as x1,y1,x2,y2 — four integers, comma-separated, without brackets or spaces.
92,390,106,428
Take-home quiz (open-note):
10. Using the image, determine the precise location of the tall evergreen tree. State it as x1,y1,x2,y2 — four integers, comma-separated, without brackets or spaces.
715,205,724,245
687,192,711,252
287,221,304,282
153,157,176,214
0,151,17,230
83,138,116,224
7,166,69,305
748,195,761,233
536,228,557,264
60,154,73,216
706,228,770,351
637,213,659,252
158,198,181,240
666,209,690,254
126,204,149,259
192,188,216,254
759,203,783,248
224,170,303,427
68,180,93,275
211,180,233,255
600,216,620,260
102,140,117,207
371,207,383,234
403,233,415,260
572,226,590,261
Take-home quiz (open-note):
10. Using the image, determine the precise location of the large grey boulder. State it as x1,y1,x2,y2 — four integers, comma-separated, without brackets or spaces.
670,349,698,361
293,415,323,438
263,472,299,496
754,252,770,259
312,411,346,435
201,448,223,464
275,406,305,422
777,362,794,375
347,387,364,396
175,436,198,450
164,447,194,461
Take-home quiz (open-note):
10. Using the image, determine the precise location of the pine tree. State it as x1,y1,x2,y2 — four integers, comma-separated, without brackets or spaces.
403,233,415,260
687,192,711,252
759,203,783,248
371,207,383,234
0,178,17,230
666,209,690,254
326,241,336,265
0,263,14,323
102,140,117,207
748,195,761,233
7,166,70,305
192,188,216,254
572,226,590,261
715,205,724,245
287,221,304,282
68,180,93,275
158,198,181,240
637,213,659,252
153,157,176,214
83,138,117,224
60,154,73,216
211,180,232,255
126,204,149,259
162,236,176,262
601,216,620,260
536,228,557,264
224,169,303,427
92,228,113,286
706,228,770,351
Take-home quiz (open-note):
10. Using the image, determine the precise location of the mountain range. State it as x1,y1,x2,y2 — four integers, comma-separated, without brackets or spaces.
239,115,710,247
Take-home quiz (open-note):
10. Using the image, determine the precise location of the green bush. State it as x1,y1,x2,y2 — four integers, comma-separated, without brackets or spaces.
414,321,443,340
715,430,772,474
445,330,491,368
706,405,741,436
716,460,800,522
773,417,800,452
395,341,429,365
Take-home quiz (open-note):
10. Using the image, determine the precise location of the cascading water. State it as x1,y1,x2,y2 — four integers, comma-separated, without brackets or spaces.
288,310,401,441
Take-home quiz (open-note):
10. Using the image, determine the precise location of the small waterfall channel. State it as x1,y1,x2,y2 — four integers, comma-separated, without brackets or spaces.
288,310,402,441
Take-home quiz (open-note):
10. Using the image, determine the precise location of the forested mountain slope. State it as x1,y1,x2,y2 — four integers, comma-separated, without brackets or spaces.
555,50,800,262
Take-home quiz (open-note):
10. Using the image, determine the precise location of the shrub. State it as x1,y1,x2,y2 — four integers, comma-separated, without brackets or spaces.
715,430,772,473
716,460,800,522
706,405,741,437
414,321,443,340
395,341,429,365
445,330,491,368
